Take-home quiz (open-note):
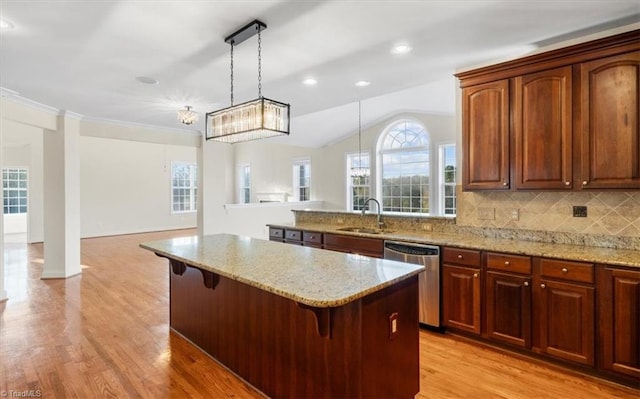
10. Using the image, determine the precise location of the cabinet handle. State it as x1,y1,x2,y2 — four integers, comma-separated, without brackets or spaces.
561,267,568,273
473,273,478,278
564,181,570,186
523,281,529,287
504,261,510,266
582,180,588,185
457,254,463,259
540,283,546,289
309,236,315,239
502,182,508,186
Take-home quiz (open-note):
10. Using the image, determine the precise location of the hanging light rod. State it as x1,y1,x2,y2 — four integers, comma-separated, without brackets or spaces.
224,19,267,46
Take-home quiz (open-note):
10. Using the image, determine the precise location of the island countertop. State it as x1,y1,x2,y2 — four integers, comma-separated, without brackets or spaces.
140,233,424,308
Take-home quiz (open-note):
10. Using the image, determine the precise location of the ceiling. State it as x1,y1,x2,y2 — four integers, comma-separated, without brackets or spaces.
1,1,638,148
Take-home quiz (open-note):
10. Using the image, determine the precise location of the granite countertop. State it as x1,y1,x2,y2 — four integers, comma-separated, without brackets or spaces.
140,233,424,308
267,223,640,269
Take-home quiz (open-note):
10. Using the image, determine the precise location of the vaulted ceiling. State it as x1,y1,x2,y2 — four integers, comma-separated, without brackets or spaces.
1,1,638,147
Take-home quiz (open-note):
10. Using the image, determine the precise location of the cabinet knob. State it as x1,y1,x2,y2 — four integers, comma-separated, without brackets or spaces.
502,182,508,186
504,261,510,266
457,254,463,259
564,181,571,186
561,267,568,273
540,283,546,289
524,281,529,287
582,180,588,185
310,236,315,239
473,273,478,278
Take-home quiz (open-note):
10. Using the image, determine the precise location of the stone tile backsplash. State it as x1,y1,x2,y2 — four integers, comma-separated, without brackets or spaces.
456,189,640,238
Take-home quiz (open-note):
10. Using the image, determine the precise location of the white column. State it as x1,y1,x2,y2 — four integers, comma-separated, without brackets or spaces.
41,111,81,279
197,139,234,236
0,110,6,301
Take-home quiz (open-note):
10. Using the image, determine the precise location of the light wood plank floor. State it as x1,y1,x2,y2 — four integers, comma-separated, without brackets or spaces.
1,230,638,398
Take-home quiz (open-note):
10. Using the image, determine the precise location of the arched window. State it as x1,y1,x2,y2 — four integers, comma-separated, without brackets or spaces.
378,121,430,213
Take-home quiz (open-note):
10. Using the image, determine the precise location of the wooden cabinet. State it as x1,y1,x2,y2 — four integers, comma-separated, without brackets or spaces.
302,231,323,248
484,253,532,348
534,258,595,366
442,247,481,334
598,265,640,383
268,227,284,242
461,80,510,190
514,66,573,189
578,50,640,189
457,30,640,191
323,233,383,258
284,229,303,245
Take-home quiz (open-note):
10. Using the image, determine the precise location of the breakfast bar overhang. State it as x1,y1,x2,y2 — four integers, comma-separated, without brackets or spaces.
141,234,424,399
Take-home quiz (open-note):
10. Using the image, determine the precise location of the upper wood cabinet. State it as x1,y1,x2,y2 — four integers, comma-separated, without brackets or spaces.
514,66,573,189
462,80,510,190
457,30,639,191
578,51,640,189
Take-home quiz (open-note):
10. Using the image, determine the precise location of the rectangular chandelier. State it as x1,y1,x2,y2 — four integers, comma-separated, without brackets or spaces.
205,19,290,144
205,97,290,143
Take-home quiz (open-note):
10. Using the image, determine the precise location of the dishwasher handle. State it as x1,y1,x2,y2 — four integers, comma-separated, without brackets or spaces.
384,241,439,256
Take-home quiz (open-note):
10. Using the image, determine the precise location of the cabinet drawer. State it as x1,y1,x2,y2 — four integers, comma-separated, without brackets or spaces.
486,252,531,274
538,258,594,284
303,231,322,244
443,247,481,267
284,229,302,241
269,227,284,239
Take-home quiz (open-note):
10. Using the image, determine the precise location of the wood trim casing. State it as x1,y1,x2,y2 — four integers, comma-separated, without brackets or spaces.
455,30,640,88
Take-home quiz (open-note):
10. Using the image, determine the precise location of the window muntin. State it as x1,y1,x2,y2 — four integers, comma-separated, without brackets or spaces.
379,121,429,214
439,144,457,215
171,162,197,213
3,168,28,214
346,152,371,211
238,164,251,204
293,159,311,201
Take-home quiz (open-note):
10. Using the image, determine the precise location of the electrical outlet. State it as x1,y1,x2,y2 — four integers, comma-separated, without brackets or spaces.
389,312,398,340
477,207,495,220
510,209,520,221
573,206,587,217
422,223,432,231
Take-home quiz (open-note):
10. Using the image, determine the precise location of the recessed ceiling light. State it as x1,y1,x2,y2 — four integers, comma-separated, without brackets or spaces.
392,43,412,54
303,78,318,86
136,76,159,85
355,80,371,87
0,18,14,30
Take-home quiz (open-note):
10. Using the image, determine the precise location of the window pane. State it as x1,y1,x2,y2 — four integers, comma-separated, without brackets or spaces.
171,163,197,212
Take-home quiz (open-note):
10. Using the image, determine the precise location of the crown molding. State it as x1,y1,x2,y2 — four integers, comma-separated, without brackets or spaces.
81,115,202,136
0,87,60,115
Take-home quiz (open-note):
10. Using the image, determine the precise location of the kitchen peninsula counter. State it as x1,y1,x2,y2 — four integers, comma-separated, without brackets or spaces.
141,233,423,398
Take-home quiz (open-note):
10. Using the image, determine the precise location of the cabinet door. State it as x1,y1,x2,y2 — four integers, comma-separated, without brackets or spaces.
462,80,510,190
485,271,531,348
537,279,594,366
579,51,640,189
514,67,573,189
442,265,481,334
598,267,640,380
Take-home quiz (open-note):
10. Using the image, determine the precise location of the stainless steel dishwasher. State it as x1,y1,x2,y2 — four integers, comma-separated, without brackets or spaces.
383,241,440,328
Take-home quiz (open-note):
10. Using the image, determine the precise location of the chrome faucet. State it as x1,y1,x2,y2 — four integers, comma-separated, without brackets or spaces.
361,198,384,229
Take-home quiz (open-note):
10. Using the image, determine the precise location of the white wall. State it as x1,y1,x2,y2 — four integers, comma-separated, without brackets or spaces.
80,136,197,237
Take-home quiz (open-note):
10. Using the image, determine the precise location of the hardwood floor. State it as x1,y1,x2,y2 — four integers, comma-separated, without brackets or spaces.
0,230,637,398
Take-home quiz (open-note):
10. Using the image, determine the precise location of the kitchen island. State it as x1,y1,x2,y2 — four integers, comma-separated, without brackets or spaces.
140,233,424,399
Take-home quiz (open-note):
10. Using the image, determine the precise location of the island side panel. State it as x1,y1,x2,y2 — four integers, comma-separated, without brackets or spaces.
167,258,419,398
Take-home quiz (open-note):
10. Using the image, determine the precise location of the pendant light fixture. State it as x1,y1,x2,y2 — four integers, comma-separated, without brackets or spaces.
351,100,370,177
177,105,198,125
205,20,290,144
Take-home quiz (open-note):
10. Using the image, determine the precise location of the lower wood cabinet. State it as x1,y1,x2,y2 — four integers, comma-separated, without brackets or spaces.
485,271,532,348
442,264,481,334
535,278,595,366
323,233,383,258
598,265,640,384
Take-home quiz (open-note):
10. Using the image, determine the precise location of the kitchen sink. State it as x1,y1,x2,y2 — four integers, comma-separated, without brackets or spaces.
336,227,394,235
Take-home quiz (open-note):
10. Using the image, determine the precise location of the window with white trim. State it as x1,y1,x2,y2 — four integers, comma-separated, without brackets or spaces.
293,158,311,201
3,168,28,214
238,164,251,204
378,121,430,214
346,152,370,211
439,144,457,215
171,162,197,213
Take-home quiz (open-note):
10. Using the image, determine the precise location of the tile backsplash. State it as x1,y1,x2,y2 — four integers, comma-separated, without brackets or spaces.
456,189,640,238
